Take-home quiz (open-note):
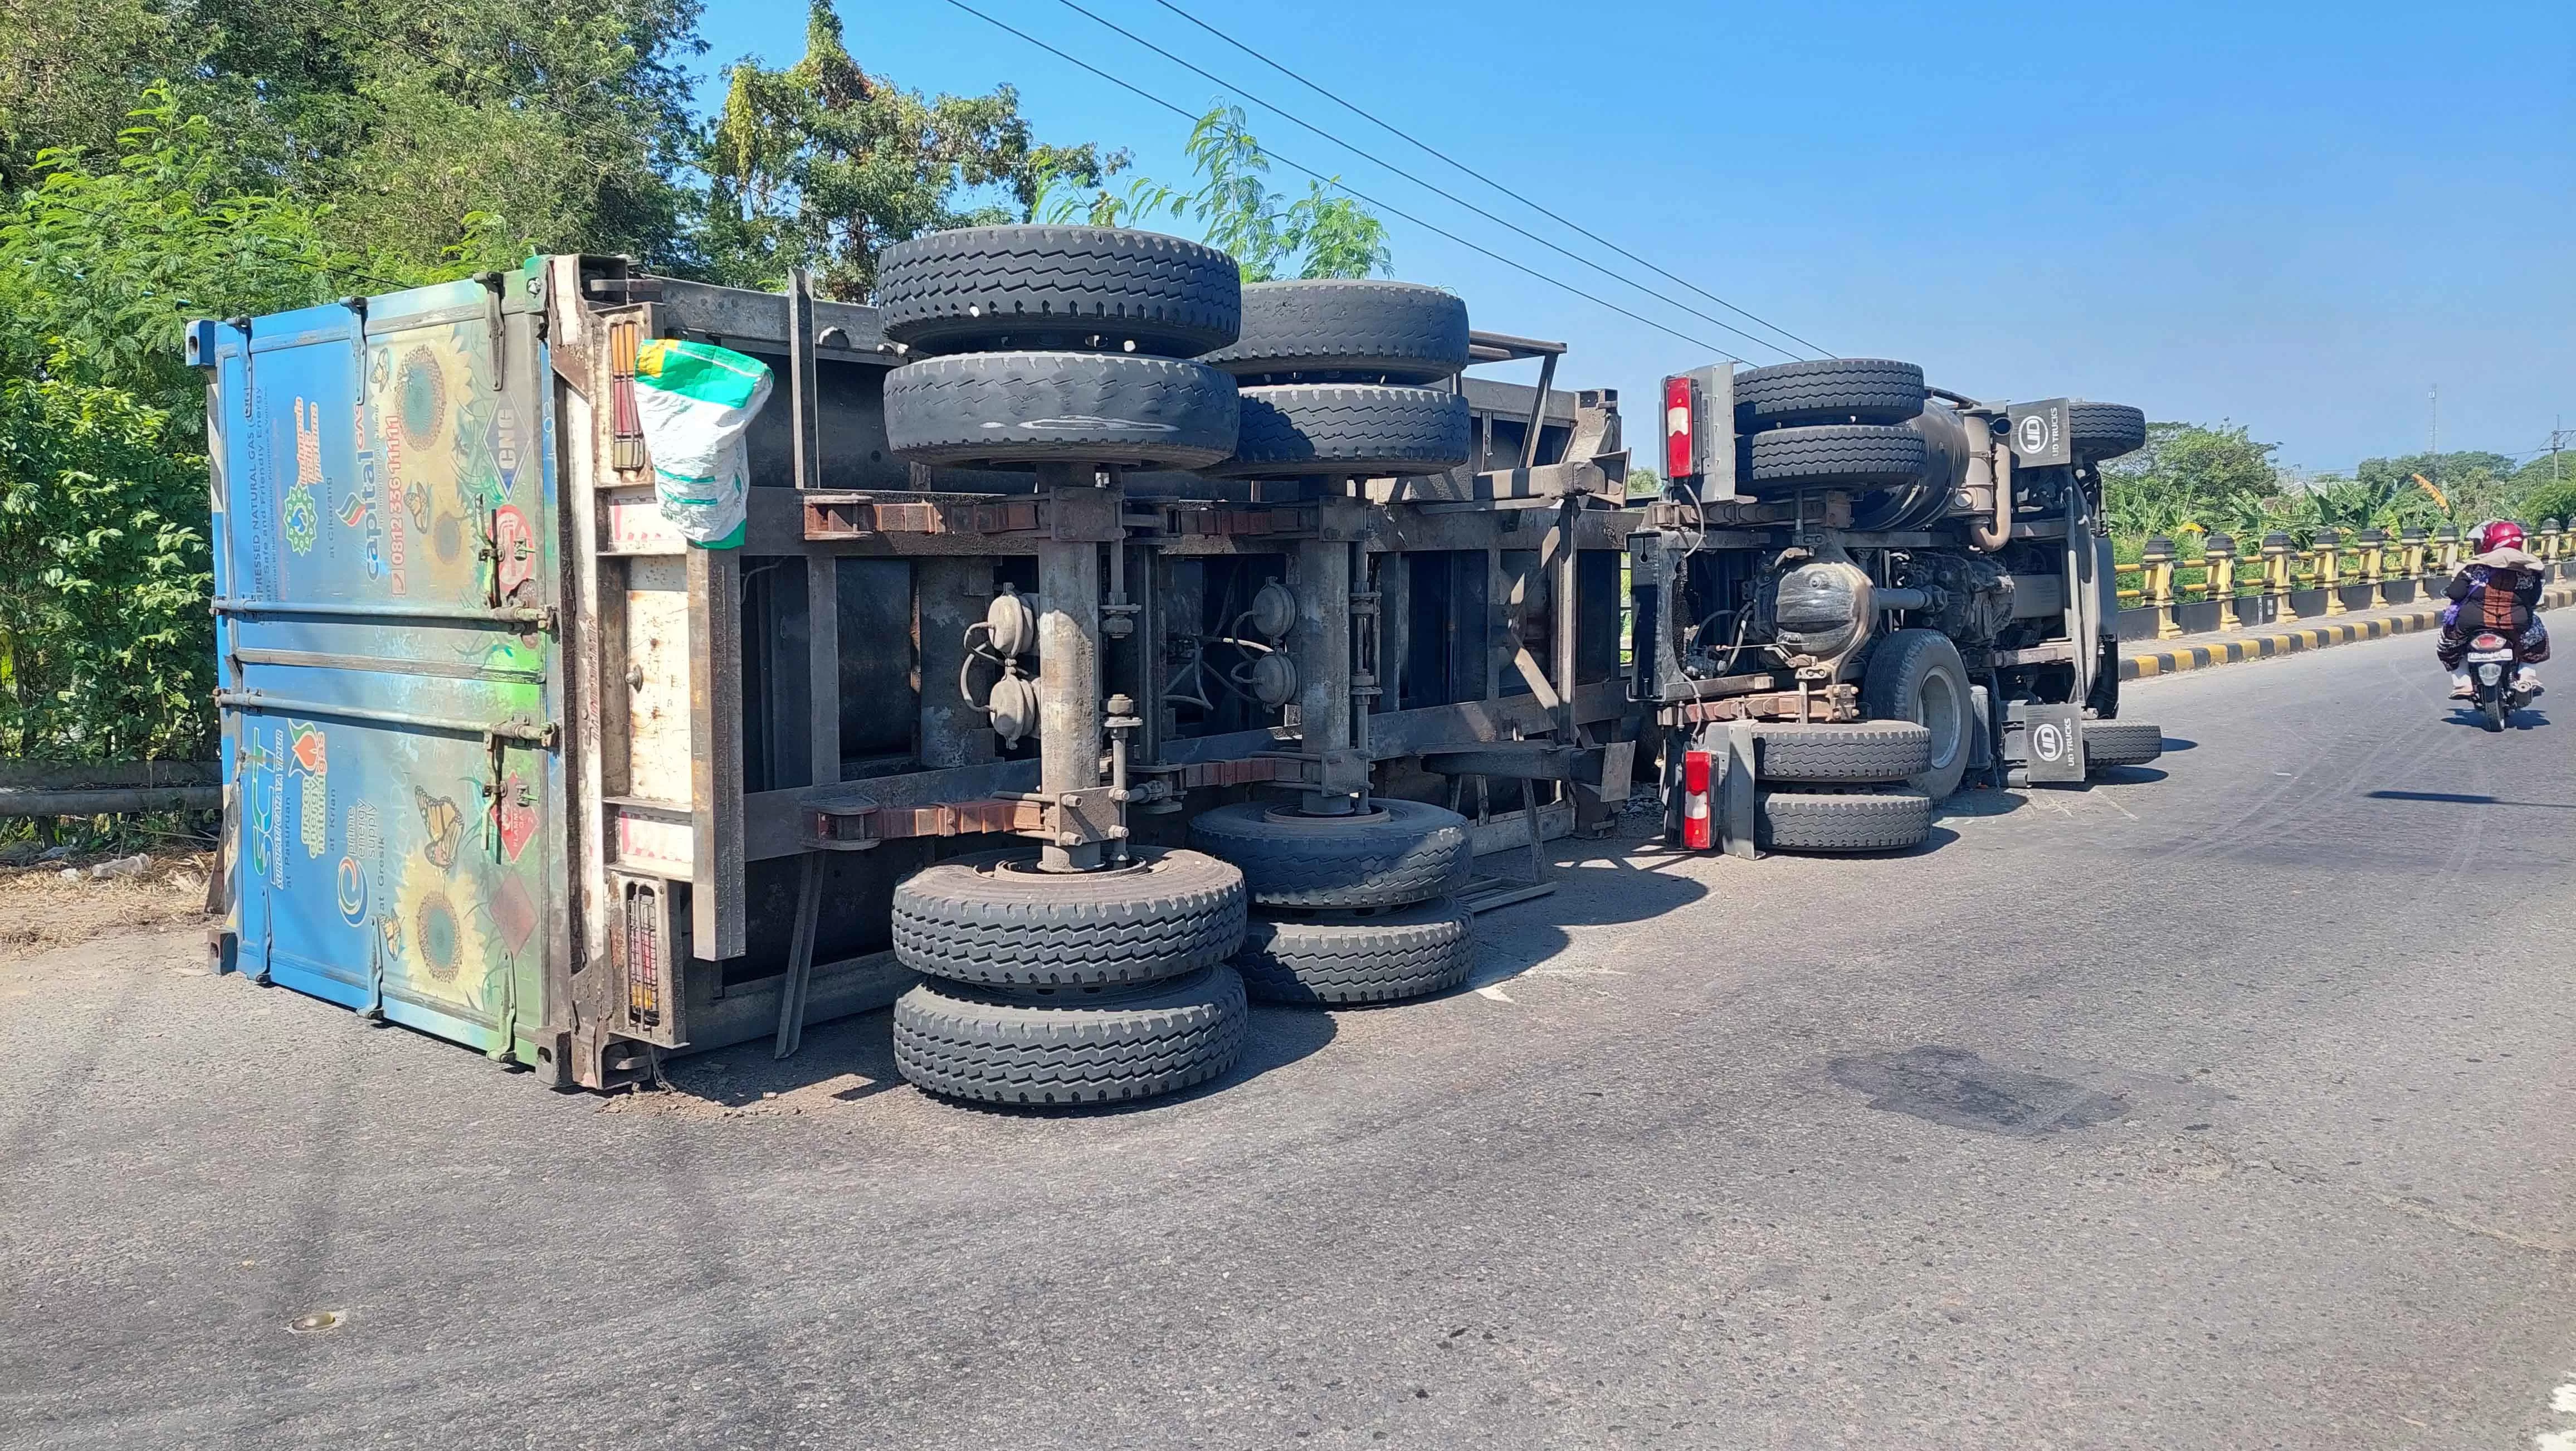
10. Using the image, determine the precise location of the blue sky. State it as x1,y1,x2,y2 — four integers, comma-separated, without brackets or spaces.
696,1,2573,476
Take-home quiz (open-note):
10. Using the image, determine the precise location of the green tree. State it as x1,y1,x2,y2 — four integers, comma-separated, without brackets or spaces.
2102,422,2283,541
0,376,216,759
1172,106,1388,281
703,1,1124,297
2511,451,2576,527
1044,105,1392,281
0,91,380,403
0,90,441,763
0,0,708,275
2353,449,2514,526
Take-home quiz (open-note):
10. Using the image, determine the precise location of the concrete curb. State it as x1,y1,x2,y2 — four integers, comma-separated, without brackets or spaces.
2123,581,2576,680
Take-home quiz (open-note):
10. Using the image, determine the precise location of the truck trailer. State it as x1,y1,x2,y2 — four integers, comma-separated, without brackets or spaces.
192,225,2154,1102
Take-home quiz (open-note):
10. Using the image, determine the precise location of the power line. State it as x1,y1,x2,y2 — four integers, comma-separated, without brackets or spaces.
1051,0,1806,362
935,0,1749,363
1151,0,1832,361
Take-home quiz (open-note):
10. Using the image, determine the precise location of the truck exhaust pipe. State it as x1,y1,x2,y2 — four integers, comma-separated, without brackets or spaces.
1962,418,2012,553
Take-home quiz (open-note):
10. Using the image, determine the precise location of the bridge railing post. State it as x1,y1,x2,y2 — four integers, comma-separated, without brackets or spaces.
2264,532,2297,624
2358,527,2387,608
2399,525,2427,597
2143,535,2182,639
2544,518,2568,576
2205,532,2240,631
2316,528,2346,616
2434,523,2461,578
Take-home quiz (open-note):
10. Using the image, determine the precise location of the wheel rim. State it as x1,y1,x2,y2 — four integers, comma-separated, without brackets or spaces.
1916,670,1963,770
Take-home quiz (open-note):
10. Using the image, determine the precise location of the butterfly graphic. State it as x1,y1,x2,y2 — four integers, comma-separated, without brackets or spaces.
414,787,462,871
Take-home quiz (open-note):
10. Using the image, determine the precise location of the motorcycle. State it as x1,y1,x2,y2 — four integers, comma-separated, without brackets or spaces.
2463,631,2535,731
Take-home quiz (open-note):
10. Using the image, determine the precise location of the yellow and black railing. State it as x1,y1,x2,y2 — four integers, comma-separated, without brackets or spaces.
2117,520,2573,642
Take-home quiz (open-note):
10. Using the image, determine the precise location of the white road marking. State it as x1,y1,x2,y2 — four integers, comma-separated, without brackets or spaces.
1474,985,1516,1004
2534,1381,2576,1449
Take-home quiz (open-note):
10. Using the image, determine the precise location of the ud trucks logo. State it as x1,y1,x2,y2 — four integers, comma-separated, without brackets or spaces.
2008,399,2072,468
2032,720,2070,763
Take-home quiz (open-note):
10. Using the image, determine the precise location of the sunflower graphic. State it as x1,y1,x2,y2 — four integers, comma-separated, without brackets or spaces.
397,347,448,451
394,864,487,1009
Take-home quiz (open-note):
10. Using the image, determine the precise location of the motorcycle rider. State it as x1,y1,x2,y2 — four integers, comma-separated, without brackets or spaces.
2440,518,2549,699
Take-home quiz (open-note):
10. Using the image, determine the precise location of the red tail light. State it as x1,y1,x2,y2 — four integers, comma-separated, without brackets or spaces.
1680,749,1713,850
1663,375,1695,480
2472,632,2507,651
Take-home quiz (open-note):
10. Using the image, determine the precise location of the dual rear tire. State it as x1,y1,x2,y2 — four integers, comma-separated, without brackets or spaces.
1189,798,1481,1005
879,235,1475,483
887,847,1251,1107
879,226,1247,473
892,965,1248,1107
1727,628,1970,856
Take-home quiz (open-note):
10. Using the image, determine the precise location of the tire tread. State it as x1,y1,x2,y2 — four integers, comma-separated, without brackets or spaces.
1235,898,1476,1005
877,226,1241,357
1749,424,1927,487
1757,789,1934,853
1219,384,1472,478
1734,358,1927,426
891,966,1248,1106
890,848,1247,986
1189,800,1472,908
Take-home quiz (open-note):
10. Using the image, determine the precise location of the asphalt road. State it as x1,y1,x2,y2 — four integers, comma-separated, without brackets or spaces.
6,630,2574,1450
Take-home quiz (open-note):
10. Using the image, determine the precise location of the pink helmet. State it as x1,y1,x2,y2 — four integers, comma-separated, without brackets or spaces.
2475,519,2527,553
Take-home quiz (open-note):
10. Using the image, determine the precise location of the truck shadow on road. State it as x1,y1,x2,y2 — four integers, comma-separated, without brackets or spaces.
1461,849,1713,996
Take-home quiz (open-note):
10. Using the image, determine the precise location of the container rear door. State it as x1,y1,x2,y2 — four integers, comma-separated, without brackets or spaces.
214,274,563,1059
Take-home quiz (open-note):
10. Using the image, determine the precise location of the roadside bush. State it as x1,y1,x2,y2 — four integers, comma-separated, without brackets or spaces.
0,372,212,761
0,87,396,766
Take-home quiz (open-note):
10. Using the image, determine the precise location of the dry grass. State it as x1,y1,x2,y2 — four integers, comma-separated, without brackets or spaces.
0,850,213,961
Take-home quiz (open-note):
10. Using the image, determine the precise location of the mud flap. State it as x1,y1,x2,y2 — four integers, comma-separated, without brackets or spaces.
2004,700,2088,786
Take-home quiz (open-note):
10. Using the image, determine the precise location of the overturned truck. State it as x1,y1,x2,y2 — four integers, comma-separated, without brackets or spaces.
194,225,2154,1104
197,228,1638,1101
1635,360,2159,854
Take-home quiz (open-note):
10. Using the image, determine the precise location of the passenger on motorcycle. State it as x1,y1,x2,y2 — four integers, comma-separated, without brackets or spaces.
2440,519,2549,699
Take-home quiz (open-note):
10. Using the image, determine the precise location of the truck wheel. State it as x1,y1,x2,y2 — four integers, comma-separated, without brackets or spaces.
1757,789,1933,853
890,847,1247,987
885,352,1239,470
1214,383,1473,478
1748,425,1927,488
892,964,1248,1107
876,225,1242,358
1860,629,1973,800
2067,402,2147,461
2081,720,2163,772
1189,798,1472,908
1752,720,1934,783
1733,358,1926,428
1202,280,1471,384
1235,897,1476,1006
